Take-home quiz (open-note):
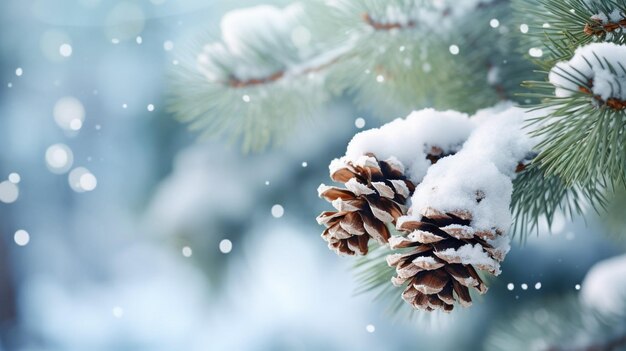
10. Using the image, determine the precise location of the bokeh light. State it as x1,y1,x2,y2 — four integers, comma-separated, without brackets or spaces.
45,144,74,174
14,230,30,246
68,167,97,193
0,181,19,203
53,97,85,132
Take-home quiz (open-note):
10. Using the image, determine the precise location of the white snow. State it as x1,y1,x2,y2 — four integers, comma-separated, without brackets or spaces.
332,104,532,243
412,256,438,266
436,243,500,274
373,4,418,27
581,254,626,316
343,109,475,183
196,3,352,84
345,177,375,196
327,104,535,270
408,105,531,232
424,0,495,30
590,8,625,24
608,8,625,22
197,4,306,82
358,0,495,32
549,42,626,102
410,156,512,231
462,104,533,178
487,66,500,85
326,104,534,273
386,105,531,268
220,5,301,58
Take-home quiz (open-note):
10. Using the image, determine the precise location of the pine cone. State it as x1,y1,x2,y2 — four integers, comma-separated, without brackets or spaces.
386,206,507,312
316,154,416,256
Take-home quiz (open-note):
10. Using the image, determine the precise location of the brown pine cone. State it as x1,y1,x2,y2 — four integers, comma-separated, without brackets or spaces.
316,154,416,256
386,207,507,312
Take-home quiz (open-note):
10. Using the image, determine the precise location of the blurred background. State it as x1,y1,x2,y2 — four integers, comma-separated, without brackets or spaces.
0,0,624,350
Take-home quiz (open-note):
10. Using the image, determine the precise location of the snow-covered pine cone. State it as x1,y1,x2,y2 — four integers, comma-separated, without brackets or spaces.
316,148,450,256
387,205,508,312
316,154,416,256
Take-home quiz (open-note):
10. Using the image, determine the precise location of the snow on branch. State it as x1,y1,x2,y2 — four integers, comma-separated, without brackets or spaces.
341,109,475,183
517,2,626,205
328,105,532,274
332,0,500,32
171,3,351,151
584,8,626,38
401,105,532,272
549,42,626,110
172,0,523,151
514,0,626,66
361,13,416,31
408,105,532,230
197,3,348,88
324,0,519,117
323,104,536,312
332,104,534,237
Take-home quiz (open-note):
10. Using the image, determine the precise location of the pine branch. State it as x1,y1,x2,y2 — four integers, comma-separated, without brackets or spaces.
521,43,626,187
507,0,626,230
361,13,416,30
578,79,626,111
510,165,607,240
602,185,626,242
584,18,626,38
513,0,626,65
224,48,350,88
170,0,535,150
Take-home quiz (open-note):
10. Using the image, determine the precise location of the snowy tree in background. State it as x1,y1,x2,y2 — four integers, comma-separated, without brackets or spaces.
170,0,626,348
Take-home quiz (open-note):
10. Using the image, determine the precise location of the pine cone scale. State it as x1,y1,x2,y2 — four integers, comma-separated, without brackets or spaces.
413,256,445,270
338,212,366,235
330,167,360,183
316,211,345,226
366,196,405,222
411,229,447,244
437,283,456,305
371,182,395,198
451,280,473,307
325,222,351,240
360,211,391,244
345,178,376,196
365,197,396,222
318,186,355,201
389,179,411,199
441,225,488,240
331,198,365,212
397,262,423,279
412,269,449,295
378,160,404,179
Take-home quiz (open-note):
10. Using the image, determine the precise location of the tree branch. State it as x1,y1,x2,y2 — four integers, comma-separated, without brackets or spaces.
224,0,511,89
584,18,626,37
579,80,626,111
227,71,285,88
362,13,416,30
225,51,348,88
